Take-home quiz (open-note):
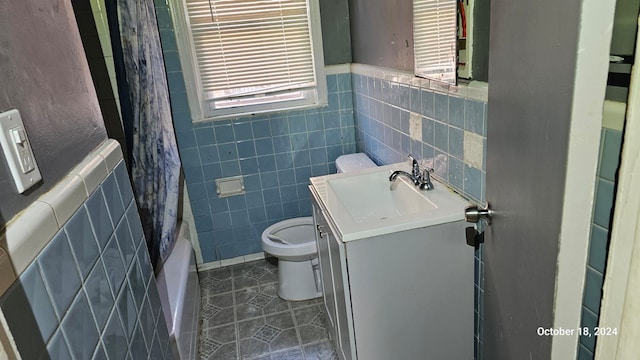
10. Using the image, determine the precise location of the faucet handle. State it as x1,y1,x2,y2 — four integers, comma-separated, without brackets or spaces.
420,167,435,190
407,154,420,175
421,167,434,177
421,167,434,183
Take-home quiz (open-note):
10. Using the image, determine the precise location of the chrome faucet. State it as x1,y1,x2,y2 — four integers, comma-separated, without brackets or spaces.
389,155,435,190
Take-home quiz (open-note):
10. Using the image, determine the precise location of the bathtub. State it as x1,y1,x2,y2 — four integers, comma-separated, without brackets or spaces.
156,220,201,359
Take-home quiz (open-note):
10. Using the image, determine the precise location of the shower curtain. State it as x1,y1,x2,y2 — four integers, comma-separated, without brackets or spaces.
106,0,181,271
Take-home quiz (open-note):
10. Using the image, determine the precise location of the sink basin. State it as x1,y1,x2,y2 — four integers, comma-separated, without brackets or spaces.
327,171,436,223
310,163,469,241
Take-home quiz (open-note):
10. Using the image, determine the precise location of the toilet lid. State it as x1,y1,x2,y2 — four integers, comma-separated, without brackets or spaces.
335,153,377,173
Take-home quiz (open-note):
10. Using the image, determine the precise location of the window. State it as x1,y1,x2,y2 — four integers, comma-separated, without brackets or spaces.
170,0,327,121
413,0,458,84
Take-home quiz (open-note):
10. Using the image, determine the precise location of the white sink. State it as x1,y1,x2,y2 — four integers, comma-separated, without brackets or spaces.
326,171,436,223
310,163,469,241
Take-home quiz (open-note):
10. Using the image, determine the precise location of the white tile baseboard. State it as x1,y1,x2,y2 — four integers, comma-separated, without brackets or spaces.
197,252,266,271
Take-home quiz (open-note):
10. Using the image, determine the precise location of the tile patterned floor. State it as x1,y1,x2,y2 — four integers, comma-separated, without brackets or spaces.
198,259,339,360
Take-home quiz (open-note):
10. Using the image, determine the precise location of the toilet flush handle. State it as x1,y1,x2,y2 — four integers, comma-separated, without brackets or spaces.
316,224,326,238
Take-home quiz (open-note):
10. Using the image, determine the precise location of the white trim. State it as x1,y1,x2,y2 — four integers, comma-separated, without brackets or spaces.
595,15,640,359
197,252,266,271
0,139,123,277
244,252,267,262
603,100,626,131
349,63,488,102
551,1,615,358
169,0,327,122
457,0,474,79
167,0,204,120
307,0,328,100
324,64,352,75
219,257,246,268
199,90,327,122
196,261,221,272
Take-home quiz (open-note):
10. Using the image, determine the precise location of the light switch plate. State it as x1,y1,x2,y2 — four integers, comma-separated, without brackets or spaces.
0,109,42,193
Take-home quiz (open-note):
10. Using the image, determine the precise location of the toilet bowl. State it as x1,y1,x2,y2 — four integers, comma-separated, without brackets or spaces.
262,217,320,300
262,153,377,301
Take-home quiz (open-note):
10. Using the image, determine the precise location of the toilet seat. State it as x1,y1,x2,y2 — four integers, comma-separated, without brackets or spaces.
261,217,316,261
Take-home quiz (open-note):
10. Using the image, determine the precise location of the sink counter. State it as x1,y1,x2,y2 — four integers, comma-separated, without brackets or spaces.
309,162,470,242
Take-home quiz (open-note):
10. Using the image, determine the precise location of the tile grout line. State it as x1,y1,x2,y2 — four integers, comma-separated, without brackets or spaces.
290,303,307,360
232,269,241,360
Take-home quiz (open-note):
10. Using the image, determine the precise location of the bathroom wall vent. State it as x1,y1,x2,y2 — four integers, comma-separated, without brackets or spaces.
215,176,245,198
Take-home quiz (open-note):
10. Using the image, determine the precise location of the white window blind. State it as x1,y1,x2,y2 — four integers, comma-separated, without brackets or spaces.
413,0,457,84
184,0,318,106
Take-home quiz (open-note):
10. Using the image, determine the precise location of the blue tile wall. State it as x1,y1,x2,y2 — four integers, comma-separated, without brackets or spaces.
0,161,172,360
351,73,488,360
180,91,355,262
154,0,355,263
178,87,355,262
351,73,487,203
578,127,623,359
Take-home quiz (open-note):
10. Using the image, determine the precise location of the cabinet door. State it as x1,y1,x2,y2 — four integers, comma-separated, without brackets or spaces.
312,202,338,341
328,230,355,360
311,190,356,360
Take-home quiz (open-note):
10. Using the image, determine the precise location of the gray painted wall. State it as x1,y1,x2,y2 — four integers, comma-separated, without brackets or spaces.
348,0,414,71
0,0,107,222
484,0,581,358
472,0,490,82
320,0,353,65
71,0,126,157
348,0,490,80
611,0,640,55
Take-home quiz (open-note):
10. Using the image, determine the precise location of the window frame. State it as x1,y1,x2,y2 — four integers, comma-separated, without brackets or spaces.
412,0,458,85
168,0,327,122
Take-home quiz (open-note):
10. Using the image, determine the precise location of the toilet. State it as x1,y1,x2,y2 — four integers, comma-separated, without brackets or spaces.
261,153,377,301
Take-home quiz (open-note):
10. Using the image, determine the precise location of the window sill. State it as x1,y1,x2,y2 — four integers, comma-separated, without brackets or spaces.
191,100,330,123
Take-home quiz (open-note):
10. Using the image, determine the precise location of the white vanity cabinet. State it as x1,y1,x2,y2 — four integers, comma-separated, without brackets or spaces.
309,172,473,360
312,197,357,360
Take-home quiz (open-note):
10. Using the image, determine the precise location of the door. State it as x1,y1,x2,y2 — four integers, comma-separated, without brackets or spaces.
311,199,338,338
311,192,355,360
483,0,613,359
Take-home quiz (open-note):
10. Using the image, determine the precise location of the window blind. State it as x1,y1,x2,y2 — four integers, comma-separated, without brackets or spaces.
413,0,457,84
185,0,317,102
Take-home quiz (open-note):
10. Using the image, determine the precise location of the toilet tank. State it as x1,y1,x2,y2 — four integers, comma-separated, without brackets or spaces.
335,153,377,173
